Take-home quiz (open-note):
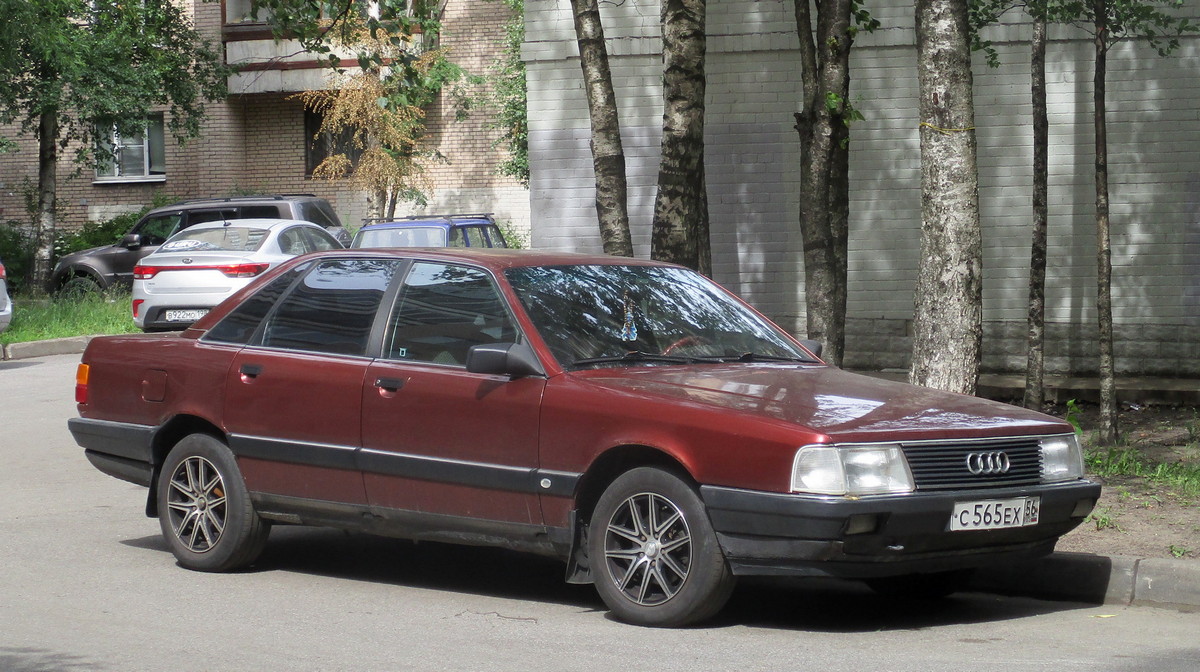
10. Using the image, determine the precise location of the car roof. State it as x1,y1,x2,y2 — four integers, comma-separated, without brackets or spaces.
145,194,325,215
295,247,680,272
360,214,495,230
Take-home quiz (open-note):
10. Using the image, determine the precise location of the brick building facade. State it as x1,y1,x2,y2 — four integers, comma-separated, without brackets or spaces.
523,0,1200,378
0,1,529,238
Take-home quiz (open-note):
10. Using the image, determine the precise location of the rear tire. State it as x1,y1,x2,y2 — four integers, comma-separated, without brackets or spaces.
157,433,270,572
588,467,735,627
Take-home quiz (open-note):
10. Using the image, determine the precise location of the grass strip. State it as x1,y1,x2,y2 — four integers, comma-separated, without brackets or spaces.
0,292,138,345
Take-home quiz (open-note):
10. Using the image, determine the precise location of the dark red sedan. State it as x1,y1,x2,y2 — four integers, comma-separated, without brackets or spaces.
71,249,1099,626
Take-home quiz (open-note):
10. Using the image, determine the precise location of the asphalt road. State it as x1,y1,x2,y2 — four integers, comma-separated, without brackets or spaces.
2,353,1199,672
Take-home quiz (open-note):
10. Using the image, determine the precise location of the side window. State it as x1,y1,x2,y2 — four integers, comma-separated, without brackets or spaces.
187,209,238,226
384,263,516,366
302,227,341,251
238,205,283,219
136,214,183,245
447,227,465,247
463,227,487,248
298,202,339,228
260,259,400,356
484,225,509,248
277,228,309,256
203,267,304,345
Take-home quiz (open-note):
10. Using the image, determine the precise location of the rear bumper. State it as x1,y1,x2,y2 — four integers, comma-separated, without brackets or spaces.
69,417,156,486
700,480,1101,579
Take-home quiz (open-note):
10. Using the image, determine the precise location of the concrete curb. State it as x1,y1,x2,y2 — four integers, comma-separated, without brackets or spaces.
2,335,93,361
969,551,1200,610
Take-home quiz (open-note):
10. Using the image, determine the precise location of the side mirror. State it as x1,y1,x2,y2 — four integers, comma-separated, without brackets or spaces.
120,233,142,249
799,339,824,358
466,342,545,378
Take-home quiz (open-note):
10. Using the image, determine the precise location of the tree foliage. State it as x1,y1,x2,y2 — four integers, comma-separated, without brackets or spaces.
0,0,229,286
258,1,465,218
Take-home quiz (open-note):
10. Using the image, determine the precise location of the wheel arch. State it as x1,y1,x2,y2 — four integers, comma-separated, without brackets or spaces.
564,444,699,584
144,415,228,517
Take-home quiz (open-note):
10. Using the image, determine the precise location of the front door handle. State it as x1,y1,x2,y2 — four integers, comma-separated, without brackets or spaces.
239,363,263,380
374,377,405,392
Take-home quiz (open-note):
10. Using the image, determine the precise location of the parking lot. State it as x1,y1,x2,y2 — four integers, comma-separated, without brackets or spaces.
2,354,1198,671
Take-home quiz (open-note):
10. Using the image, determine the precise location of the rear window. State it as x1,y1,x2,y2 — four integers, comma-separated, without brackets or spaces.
354,226,447,248
160,226,270,253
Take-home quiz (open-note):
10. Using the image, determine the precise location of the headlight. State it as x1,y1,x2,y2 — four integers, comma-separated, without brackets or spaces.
1041,433,1084,482
791,444,915,496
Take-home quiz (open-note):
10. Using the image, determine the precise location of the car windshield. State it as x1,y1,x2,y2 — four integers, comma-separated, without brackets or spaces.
160,227,269,253
505,264,815,369
354,226,447,248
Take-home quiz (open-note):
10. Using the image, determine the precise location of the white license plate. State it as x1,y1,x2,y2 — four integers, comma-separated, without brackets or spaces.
164,309,209,322
949,496,1040,531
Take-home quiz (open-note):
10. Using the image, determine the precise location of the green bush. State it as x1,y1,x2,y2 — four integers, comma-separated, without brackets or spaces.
0,221,34,294
53,209,148,258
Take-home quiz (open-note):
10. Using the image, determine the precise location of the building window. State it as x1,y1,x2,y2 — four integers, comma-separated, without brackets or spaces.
305,108,363,176
95,114,166,182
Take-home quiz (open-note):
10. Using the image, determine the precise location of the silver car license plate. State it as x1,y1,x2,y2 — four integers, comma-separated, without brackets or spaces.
164,309,209,322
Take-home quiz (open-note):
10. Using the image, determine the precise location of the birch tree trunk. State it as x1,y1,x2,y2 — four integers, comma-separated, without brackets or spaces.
651,0,710,275
34,110,59,290
1093,0,1119,443
910,0,983,396
1024,16,1049,410
792,0,852,366
570,0,634,257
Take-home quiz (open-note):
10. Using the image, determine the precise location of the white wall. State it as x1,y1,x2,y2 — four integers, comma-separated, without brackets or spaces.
524,0,1200,375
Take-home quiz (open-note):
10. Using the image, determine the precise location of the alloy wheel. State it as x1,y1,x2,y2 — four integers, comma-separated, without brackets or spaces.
165,455,227,553
601,492,692,606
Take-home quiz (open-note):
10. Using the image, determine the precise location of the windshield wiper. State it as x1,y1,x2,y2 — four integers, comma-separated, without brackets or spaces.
572,350,699,368
695,352,818,364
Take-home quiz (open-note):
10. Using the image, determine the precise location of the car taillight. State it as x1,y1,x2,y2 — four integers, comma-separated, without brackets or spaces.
75,364,90,404
0,261,7,280
133,263,269,279
218,263,270,278
132,299,144,318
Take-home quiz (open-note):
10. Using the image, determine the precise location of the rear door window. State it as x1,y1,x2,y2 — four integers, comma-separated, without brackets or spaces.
238,205,284,219
259,259,402,356
186,209,238,226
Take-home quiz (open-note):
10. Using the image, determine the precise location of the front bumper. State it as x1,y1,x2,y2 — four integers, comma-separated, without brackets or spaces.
700,480,1101,579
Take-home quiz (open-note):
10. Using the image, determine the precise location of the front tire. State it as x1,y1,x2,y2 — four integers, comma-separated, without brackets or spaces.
157,433,270,572
588,467,735,627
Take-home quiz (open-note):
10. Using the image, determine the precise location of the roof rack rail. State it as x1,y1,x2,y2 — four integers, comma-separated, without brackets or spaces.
360,213,495,225
174,194,319,205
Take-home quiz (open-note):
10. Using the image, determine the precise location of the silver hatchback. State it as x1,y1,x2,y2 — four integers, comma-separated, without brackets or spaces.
132,219,342,330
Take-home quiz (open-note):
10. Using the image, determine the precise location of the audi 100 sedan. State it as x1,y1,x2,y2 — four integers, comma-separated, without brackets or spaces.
70,249,1099,627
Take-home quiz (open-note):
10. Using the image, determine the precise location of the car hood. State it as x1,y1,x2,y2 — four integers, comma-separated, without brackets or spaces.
573,364,1068,442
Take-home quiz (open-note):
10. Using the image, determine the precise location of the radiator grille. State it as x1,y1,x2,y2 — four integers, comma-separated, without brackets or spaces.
901,437,1043,490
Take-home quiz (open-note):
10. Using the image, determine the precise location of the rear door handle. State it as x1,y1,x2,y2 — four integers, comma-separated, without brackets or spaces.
239,363,263,378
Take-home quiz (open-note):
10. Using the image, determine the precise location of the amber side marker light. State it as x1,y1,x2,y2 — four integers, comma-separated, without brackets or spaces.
75,364,89,404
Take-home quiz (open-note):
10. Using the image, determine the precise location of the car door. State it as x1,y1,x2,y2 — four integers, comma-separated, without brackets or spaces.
104,212,183,284
222,257,402,508
361,261,545,525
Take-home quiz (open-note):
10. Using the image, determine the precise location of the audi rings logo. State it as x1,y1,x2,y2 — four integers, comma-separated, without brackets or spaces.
966,451,1011,475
